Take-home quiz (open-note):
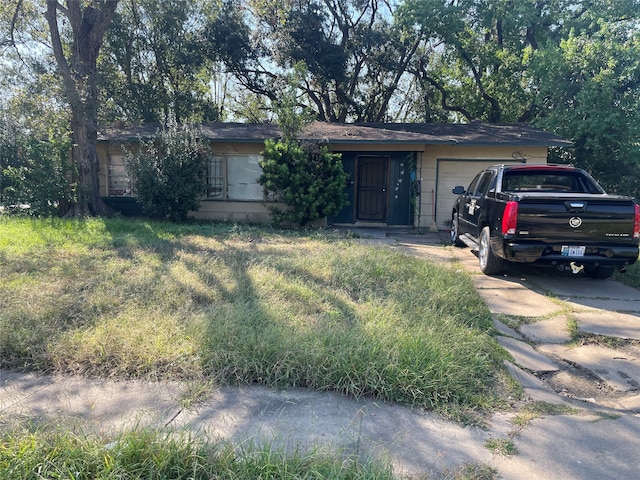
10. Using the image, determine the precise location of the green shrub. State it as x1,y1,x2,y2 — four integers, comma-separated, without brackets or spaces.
124,124,208,221
259,139,348,226
0,114,73,217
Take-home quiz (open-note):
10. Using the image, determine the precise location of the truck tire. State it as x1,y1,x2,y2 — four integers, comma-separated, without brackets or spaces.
450,212,465,247
478,226,504,275
584,265,615,279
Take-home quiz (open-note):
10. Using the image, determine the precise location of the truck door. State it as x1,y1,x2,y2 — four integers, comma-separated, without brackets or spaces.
458,172,481,233
461,170,494,235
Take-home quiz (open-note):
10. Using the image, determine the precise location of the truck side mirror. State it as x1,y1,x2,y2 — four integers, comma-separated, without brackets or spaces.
452,186,465,195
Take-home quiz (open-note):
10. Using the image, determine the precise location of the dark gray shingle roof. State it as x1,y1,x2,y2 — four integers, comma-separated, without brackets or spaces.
98,123,281,142
334,122,571,146
99,121,571,147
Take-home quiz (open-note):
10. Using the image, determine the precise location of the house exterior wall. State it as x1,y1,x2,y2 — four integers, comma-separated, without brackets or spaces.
96,139,548,227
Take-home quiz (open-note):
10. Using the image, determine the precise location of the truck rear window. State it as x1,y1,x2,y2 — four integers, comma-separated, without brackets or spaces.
501,172,603,194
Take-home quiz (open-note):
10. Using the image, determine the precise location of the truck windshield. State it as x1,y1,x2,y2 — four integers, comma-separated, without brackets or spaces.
501,172,604,194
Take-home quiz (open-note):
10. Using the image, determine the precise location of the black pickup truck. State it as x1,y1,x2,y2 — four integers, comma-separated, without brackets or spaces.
450,164,640,278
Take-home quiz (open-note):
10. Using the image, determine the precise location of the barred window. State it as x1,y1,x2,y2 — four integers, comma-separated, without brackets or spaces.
206,154,265,201
207,155,224,198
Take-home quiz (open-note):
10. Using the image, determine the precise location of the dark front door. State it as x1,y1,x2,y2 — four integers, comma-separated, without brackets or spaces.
357,156,388,221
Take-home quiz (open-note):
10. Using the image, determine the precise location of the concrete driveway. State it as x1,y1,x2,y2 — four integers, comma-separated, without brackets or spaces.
393,231,640,479
1,230,639,479
441,238,640,409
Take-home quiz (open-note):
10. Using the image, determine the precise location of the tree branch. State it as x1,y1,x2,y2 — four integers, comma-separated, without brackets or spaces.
44,1,79,108
7,0,23,48
455,42,501,122
412,60,473,121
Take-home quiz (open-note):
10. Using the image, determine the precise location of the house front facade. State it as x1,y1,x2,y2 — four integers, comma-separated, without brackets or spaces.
96,122,570,230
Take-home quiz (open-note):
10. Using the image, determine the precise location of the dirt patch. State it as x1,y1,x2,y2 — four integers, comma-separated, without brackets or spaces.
540,357,639,409
542,368,613,400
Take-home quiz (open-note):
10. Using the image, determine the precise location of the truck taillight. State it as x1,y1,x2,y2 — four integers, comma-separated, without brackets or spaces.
634,204,640,240
502,201,519,235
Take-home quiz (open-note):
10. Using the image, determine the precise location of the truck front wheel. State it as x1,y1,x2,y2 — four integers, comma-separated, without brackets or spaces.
478,226,504,275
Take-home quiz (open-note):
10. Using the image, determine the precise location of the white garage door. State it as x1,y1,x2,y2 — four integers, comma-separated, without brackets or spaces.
435,159,524,230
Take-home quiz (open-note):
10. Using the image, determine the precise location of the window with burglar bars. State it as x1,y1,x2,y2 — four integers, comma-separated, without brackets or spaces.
107,153,265,201
207,155,224,198
108,155,132,196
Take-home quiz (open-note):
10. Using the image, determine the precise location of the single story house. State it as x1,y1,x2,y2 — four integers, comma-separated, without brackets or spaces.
97,121,571,230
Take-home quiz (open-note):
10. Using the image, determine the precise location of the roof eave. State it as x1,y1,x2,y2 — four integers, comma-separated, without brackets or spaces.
303,139,571,147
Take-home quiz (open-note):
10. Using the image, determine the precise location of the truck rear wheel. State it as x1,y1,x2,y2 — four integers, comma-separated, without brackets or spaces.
584,265,615,279
478,226,504,275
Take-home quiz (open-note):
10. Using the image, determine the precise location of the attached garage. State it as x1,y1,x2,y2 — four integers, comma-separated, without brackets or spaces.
434,158,525,231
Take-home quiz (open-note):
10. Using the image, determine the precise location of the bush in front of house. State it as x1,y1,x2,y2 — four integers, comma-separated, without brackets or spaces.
124,123,208,222
0,113,73,217
260,139,348,226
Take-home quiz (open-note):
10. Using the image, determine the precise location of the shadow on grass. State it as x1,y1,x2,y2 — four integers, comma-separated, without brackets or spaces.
0,218,504,414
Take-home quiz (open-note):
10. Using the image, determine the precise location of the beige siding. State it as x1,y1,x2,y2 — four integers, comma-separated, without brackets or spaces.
96,143,110,197
191,200,275,223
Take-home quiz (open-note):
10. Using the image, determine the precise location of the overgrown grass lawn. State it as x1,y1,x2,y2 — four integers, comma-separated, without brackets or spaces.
0,217,507,414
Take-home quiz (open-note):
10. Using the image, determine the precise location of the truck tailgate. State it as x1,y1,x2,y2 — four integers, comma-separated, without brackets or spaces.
514,195,636,244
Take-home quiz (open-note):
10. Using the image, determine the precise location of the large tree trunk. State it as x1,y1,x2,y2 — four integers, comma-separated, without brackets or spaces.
71,110,104,216
45,1,119,217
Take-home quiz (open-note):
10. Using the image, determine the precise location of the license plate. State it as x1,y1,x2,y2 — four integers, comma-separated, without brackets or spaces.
561,245,585,257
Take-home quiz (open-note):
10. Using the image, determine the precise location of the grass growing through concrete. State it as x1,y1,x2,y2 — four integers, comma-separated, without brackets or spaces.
511,401,579,427
484,438,518,457
0,217,508,416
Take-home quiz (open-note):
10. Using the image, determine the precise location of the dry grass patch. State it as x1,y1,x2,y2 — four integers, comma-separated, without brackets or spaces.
0,217,512,417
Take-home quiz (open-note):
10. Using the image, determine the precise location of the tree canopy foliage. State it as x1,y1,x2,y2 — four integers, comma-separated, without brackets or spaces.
2,0,640,214
205,0,423,122
0,110,72,216
99,0,222,125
